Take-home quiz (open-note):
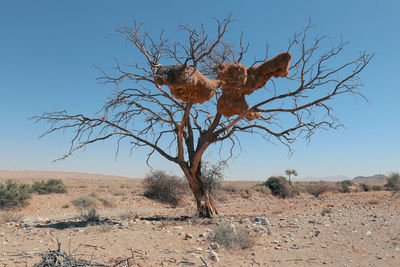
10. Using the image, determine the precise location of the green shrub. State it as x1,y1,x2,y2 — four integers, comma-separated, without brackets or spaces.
209,222,254,249
372,185,383,191
385,172,400,191
263,176,297,198
143,170,187,207
0,180,32,209
32,179,67,194
339,180,353,193
360,183,370,192
202,161,226,195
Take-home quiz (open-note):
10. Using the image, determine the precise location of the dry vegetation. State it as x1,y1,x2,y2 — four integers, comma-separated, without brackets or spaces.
0,172,399,266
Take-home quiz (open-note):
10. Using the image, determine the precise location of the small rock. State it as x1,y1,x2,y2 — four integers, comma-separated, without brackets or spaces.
321,245,328,248
366,231,372,235
199,232,208,238
184,233,193,240
173,226,183,229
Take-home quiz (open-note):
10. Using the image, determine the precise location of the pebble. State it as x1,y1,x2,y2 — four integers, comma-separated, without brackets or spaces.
184,233,193,239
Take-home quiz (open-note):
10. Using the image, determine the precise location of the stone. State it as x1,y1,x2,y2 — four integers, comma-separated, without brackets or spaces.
184,233,193,240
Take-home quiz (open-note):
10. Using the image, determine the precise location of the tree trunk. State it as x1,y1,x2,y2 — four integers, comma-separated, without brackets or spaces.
181,165,218,218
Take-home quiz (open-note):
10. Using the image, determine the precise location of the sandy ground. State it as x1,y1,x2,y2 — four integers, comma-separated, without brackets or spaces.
0,171,399,266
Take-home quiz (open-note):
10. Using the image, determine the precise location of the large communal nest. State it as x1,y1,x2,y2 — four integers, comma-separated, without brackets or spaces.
155,52,291,121
155,64,219,104
215,52,291,120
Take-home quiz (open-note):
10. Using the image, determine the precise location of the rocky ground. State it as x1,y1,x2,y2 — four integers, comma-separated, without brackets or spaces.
0,174,399,266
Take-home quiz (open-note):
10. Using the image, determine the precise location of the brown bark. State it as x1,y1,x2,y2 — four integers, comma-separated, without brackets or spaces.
180,163,218,218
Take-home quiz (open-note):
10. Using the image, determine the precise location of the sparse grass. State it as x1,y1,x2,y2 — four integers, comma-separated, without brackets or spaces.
222,185,239,193
0,180,32,209
98,195,116,208
119,211,139,221
321,207,332,216
143,170,187,207
254,184,271,195
209,222,254,249
0,212,23,224
72,195,98,209
112,189,128,196
32,179,67,194
365,199,381,205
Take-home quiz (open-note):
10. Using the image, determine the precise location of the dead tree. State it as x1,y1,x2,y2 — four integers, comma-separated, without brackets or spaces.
34,16,372,217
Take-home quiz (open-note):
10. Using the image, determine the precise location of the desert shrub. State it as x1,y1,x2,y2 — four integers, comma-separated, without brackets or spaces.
222,185,239,193
143,170,186,206
305,182,332,197
32,179,67,194
385,172,400,191
0,212,23,224
98,195,116,208
338,180,353,193
72,195,98,209
209,222,254,249
254,184,271,195
360,183,370,192
202,161,226,195
263,176,297,198
372,185,383,191
80,209,100,225
0,180,32,209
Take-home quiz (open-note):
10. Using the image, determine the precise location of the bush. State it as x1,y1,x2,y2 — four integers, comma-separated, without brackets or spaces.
339,180,353,193
385,172,400,191
209,222,254,249
305,182,332,197
372,185,383,191
32,179,67,194
360,183,370,192
0,180,32,209
263,176,297,198
72,195,98,209
98,195,116,208
143,170,186,207
0,212,23,224
80,209,100,225
202,161,226,195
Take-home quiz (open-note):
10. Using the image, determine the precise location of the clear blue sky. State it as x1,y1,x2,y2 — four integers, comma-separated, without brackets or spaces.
0,0,399,180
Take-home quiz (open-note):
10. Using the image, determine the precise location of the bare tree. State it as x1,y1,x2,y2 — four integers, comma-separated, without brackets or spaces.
34,16,372,217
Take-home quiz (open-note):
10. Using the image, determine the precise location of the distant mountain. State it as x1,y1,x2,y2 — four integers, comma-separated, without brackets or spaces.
352,174,387,182
299,175,350,182
0,170,137,180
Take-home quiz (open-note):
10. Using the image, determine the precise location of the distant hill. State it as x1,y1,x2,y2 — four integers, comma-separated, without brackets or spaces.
352,174,387,182
299,175,350,182
0,170,137,180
